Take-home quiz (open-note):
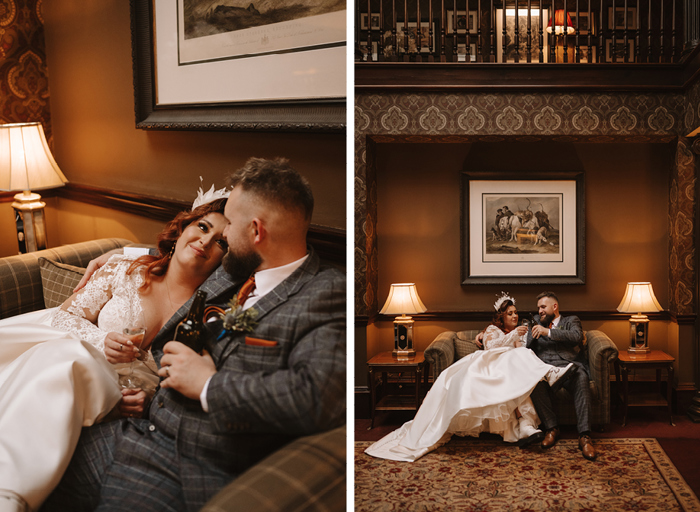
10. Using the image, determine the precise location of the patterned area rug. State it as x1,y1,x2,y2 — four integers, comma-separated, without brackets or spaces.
355,438,700,511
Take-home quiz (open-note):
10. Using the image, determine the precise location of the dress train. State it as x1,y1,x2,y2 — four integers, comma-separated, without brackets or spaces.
365,327,552,462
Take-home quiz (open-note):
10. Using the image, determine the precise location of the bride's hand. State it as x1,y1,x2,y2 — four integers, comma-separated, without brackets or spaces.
104,332,140,364
514,325,528,336
119,388,147,418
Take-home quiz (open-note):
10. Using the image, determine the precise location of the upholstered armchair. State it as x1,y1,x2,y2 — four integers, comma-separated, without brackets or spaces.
424,329,619,427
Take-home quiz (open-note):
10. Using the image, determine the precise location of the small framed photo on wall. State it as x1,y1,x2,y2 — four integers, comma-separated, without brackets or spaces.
361,13,382,30
570,11,595,35
606,39,634,62
446,10,478,34
608,7,638,30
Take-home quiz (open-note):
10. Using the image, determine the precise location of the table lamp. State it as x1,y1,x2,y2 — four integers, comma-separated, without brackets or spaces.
617,282,663,354
546,9,575,62
0,122,68,253
380,283,427,358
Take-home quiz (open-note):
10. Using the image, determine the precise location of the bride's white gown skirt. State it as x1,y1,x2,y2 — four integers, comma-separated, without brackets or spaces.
0,309,121,511
366,346,551,462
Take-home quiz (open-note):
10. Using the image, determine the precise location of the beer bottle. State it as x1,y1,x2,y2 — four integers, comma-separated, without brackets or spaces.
174,290,208,353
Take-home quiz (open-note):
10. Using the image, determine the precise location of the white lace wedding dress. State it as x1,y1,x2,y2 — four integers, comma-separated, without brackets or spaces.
0,255,158,511
365,325,553,462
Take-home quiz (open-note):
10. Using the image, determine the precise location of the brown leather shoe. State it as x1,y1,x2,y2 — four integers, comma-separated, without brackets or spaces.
579,435,596,461
541,427,559,449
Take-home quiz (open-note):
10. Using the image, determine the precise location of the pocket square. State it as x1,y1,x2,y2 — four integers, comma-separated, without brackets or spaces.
245,337,278,347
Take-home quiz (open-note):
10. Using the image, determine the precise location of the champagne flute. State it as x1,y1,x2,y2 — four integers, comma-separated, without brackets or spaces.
121,312,146,389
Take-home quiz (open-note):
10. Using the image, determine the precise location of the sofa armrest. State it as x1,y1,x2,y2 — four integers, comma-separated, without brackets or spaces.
585,330,619,401
425,332,457,380
201,425,346,512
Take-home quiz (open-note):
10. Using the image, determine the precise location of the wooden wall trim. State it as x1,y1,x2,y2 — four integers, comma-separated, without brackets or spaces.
2,184,345,264
358,310,688,325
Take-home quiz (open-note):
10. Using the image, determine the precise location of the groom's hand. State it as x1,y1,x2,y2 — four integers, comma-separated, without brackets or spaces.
159,341,216,400
531,325,549,339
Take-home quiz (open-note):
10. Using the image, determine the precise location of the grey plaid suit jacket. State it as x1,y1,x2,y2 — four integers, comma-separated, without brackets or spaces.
526,314,589,376
147,247,346,475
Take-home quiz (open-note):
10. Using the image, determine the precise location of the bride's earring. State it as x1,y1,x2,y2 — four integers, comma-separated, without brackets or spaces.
169,243,176,259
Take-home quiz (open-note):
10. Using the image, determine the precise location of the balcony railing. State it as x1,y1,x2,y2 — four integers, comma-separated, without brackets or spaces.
356,0,699,64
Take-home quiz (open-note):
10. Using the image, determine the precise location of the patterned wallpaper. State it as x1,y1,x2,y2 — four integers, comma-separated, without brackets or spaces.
355,90,698,317
0,0,51,143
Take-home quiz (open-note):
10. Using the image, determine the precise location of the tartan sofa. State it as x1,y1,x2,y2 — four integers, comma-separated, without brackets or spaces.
424,329,619,428
0,239,346,511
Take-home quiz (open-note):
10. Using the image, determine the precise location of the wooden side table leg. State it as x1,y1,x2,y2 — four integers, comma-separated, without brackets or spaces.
622,364,629,427
415,367,422,410
368,367,376,429
667,364,675,426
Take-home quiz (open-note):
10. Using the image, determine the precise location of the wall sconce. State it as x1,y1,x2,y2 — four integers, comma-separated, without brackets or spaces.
617,282,663,354
380,283,427,358
0,122,68,253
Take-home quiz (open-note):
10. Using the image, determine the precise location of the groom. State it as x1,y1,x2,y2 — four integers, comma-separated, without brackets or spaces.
43,158,346,510
526,291,596,461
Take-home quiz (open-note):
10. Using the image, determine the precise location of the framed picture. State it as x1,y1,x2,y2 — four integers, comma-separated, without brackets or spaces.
359,40,379,61
570,11,595,35
395,21,437,54
361,12,381,30
608,7,638,30
496,9,550,63
460,172,585,285
130,0,345,132
577,45,597,63
446,10,478,34
457,43,478,62
606,39,634,62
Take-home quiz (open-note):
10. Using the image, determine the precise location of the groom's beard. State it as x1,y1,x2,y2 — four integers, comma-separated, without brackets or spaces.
539,313,555,326
222,248,263,282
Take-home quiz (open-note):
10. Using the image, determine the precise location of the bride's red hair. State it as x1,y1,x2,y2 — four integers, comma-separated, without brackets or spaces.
491,299,515,332
126,198,228,290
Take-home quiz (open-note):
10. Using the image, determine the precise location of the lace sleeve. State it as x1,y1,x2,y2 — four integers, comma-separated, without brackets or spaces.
483,325,523,350
50,257,127,353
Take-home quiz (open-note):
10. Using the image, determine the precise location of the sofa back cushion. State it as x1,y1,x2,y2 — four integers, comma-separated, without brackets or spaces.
454,330,482,360
38,258,86,308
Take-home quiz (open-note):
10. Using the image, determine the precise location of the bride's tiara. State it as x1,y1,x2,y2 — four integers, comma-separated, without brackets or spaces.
192,177,230,210
494,292,515,311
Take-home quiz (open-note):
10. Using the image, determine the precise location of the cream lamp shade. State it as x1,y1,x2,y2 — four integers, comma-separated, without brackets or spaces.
380,283,427,358
617,282,663,354
0,122,68,253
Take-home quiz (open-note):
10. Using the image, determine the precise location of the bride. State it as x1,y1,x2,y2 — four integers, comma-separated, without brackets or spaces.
365,293,575,462
0,191,229,512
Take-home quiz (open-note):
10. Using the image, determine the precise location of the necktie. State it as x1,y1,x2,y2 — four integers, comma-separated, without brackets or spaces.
237,275,256,306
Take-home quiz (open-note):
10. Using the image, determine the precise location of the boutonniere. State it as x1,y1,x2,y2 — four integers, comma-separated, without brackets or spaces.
218,296,259,339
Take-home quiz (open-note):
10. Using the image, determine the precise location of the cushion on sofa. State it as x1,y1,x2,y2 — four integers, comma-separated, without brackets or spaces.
38,258,86,308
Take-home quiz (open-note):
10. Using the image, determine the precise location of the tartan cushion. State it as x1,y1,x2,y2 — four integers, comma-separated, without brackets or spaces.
38,258,85,308
453,331,481,360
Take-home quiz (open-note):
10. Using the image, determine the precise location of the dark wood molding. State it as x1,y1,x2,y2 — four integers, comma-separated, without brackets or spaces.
361,310,684,324
59,183,188,222
356,46,700,92
1,183,345,265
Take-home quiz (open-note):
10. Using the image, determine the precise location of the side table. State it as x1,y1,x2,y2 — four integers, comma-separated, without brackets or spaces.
367,351,429,429
614,350,675,426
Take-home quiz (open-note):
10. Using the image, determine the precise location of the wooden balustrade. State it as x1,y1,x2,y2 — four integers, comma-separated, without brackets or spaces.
356,0,696,64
